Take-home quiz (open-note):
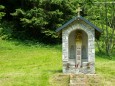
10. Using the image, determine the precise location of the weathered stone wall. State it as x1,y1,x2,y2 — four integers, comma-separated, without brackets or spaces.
62,20,95,74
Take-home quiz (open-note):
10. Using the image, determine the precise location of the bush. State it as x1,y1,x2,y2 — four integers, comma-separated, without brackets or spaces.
0,21,13,40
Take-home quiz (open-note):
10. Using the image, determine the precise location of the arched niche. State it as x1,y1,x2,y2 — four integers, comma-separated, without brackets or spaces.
68,29,88,66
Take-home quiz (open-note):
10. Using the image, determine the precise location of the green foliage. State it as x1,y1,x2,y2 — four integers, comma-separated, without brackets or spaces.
0,5,5,20
0,21,13,40
10,0,78,43
0,0,96,43
0,5,8,39
84,2,115,55
0,0,115,53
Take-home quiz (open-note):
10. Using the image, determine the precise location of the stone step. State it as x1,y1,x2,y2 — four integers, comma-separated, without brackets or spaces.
69,74,101,86
70,74,88,86
70,83,88,86
70,78,87,83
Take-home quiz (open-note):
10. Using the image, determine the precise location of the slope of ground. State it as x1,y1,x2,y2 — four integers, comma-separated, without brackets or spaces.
0,39,115,86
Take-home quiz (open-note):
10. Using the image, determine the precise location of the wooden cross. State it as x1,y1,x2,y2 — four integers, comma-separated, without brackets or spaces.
77,6,82,17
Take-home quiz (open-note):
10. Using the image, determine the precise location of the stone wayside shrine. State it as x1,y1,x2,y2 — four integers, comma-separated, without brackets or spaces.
56,8,101,74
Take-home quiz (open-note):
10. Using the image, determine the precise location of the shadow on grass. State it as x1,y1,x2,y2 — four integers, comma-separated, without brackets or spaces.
6,39,62,50
7,39,45,47
96,51,115,60
47,69,62,73
0,46,12,50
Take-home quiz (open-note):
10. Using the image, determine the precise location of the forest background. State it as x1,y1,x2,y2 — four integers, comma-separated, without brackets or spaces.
0,0,115,56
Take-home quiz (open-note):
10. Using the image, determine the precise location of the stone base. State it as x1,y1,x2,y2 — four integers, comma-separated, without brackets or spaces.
63,61,95,74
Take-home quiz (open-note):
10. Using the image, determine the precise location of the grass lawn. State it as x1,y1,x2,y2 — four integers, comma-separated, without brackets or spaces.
0,39,115,86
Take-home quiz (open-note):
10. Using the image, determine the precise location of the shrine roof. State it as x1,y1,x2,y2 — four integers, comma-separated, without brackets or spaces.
56,16,101,32
56,16,102,39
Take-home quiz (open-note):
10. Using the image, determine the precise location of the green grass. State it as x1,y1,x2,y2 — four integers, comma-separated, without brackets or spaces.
0,39,63,86
0,39,115,86
96,55,115,86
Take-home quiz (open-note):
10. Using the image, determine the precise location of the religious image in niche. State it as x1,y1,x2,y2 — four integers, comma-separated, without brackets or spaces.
76,32,82,42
